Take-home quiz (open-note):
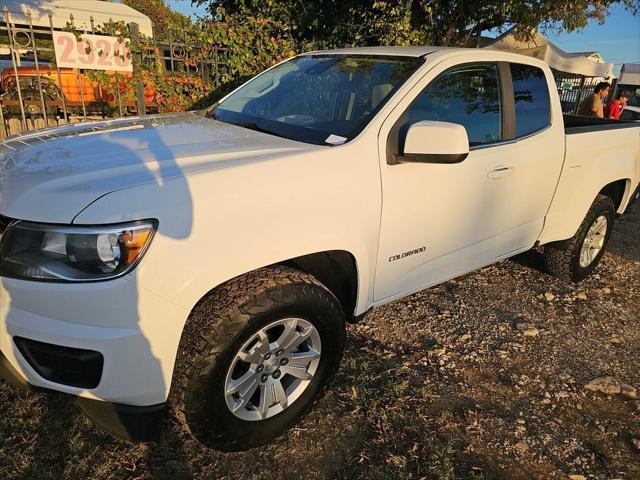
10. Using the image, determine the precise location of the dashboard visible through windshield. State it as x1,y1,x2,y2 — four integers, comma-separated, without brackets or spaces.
209,54,424,145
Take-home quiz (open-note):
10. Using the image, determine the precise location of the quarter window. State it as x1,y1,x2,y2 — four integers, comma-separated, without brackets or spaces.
403,64,502,146
510,63,551,137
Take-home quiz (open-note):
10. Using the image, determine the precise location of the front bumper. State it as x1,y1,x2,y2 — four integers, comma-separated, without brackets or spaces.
0,348,165,441
0,275,189,440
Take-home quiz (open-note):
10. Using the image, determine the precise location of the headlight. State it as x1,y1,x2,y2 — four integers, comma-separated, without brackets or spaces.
0,220,157,282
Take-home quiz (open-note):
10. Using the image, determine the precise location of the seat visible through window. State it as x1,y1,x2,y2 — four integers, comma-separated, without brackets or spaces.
403,64,502,146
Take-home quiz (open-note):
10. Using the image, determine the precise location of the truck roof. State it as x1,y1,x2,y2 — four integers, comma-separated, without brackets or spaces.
306,46,458,57
304,46,553,71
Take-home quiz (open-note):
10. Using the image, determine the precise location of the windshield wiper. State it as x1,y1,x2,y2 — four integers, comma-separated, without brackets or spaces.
205,109,220,120
206,110,297,142
239,122,275,135
237,121,294,141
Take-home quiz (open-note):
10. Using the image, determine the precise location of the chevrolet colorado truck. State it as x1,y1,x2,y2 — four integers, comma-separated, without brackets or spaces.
1,47,638,451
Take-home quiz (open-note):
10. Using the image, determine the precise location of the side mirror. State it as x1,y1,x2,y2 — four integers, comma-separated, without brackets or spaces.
393,121,470,164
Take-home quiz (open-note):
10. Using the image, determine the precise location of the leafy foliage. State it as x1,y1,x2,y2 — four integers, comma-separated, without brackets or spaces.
196,0,640,47
58,4,295,114
42,0,639,117
123,0,192,41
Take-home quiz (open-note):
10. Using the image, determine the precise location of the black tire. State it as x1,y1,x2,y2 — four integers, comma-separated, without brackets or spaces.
543,194,615,282
170,266,346,451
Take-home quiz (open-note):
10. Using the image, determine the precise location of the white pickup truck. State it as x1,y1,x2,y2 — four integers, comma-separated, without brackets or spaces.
1,47,638,450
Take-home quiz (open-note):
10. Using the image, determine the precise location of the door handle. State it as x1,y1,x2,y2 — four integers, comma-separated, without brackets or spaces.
487,165,513,179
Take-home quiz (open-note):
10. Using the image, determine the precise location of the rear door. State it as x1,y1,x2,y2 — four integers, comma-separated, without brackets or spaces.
493,63,564,251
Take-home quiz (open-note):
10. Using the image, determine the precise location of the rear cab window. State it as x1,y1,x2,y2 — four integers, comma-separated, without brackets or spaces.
510,63,551,137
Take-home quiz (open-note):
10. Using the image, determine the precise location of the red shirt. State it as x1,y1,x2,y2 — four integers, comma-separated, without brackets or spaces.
604,100,624,120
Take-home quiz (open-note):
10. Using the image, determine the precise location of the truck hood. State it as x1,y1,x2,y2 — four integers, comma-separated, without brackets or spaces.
0,112,311,223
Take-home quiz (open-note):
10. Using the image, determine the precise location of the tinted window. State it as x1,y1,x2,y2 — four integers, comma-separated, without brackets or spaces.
510,64,551,137
404,64,502,146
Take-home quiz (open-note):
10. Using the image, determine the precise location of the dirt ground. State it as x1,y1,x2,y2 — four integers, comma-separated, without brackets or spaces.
1,201,638,480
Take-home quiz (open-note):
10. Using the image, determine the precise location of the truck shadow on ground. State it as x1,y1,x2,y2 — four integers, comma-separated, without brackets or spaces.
1,328,513,479
139,331,549,479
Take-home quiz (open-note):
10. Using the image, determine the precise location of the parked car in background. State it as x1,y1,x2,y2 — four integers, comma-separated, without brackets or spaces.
0,65,157,117
0,70,60,117
0,47,638,451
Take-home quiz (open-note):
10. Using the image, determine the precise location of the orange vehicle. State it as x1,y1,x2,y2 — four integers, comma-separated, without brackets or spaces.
0,65,157,117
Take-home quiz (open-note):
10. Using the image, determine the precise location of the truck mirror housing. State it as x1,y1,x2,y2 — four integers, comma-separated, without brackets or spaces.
395,121,470,164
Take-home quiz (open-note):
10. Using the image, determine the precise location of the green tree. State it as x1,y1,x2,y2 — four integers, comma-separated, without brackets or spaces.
123,0,193,41
195,0,640,48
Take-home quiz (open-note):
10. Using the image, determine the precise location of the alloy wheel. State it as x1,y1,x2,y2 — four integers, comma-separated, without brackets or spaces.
579,214,608,267
224,317,322,421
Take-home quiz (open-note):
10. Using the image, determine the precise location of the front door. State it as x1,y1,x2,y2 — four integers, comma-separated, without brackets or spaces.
373,60,558,303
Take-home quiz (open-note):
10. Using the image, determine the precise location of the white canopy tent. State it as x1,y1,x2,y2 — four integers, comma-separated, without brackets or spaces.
2,0,154,37
619,63,640,86
485,28,614,79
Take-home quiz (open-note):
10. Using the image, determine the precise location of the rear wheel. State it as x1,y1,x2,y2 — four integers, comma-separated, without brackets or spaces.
543,194,615,282
170,266,345,451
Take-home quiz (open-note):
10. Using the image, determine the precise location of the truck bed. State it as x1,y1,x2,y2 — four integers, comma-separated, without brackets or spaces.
539,114,640,245
563,114,639,134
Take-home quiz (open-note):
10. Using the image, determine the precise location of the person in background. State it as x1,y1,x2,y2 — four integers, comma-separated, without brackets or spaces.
577,81,610,117
604,92,628,120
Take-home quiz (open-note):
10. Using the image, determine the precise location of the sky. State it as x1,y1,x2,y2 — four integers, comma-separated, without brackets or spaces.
168,1,640,74
168,0,207,19
544,4,640,74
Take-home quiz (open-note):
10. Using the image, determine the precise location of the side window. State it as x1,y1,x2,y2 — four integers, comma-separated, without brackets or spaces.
404,64,502,146
510,63,551,137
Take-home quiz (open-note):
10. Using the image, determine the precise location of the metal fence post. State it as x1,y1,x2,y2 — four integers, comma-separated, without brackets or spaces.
574,76,586,114
49,12,69,122
91,15,106,118
107,23,124,117
69,13,87,120
3,7,28,130
26,10,49,127
129,22,146,116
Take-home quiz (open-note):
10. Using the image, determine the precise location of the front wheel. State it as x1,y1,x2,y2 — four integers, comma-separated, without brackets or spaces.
170,266,345,451
543,194,615,282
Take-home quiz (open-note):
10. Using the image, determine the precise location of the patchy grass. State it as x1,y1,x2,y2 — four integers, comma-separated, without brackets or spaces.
1,203,639,479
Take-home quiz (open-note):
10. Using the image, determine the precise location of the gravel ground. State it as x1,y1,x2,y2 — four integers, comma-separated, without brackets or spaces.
1,201,638,480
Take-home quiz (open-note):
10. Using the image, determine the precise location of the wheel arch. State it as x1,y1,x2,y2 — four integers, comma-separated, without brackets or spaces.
598,178,631,213
540,175,634,245
186,249,361,323
279,250,359,321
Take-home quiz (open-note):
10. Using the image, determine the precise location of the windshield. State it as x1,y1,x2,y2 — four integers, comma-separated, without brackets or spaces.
210,54,424,145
